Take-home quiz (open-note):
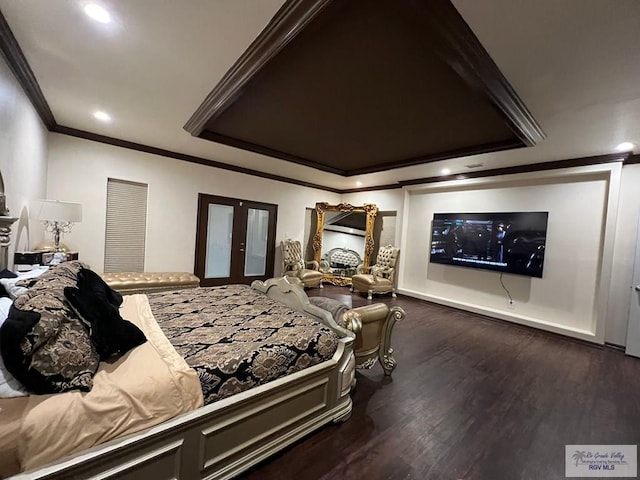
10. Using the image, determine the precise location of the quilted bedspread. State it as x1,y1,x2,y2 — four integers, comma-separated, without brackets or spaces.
147,285,339,405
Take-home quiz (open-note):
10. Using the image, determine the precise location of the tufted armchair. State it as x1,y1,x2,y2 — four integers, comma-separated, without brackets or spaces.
281,239,323,288
351,245,400,300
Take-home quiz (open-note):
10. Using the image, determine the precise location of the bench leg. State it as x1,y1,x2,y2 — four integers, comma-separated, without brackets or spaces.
378,306,405,375
380,348,397,376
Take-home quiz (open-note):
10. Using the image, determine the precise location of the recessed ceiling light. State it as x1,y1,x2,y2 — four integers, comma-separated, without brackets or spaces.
355,181,363,187
441,168,451,175
84,4,112,24
93,111,111,122
615,142,635,152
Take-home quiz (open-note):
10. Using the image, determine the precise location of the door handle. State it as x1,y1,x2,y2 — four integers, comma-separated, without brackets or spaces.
636,285,640,291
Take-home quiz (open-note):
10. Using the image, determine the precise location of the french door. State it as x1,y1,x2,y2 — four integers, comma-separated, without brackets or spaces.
626,212,640,357
195,194,277,287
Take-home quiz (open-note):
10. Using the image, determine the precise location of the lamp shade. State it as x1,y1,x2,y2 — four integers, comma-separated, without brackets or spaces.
31,200,83,223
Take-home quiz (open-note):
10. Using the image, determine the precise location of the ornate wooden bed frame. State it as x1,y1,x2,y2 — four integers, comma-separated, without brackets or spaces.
9,277,356,480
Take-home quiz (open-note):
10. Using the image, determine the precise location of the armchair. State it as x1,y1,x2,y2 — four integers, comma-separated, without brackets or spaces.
351,245,400,300
309,296,405,375
280,239,323,288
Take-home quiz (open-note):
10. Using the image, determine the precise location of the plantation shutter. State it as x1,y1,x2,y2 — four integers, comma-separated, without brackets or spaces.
104,178,148,273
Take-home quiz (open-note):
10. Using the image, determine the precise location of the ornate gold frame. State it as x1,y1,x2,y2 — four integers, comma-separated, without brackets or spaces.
313,202,378,286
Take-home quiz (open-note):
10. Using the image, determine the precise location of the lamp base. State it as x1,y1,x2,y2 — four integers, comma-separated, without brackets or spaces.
34,241,71,252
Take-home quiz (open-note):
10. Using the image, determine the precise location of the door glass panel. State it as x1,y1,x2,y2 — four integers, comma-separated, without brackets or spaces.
244,208,269,276
205,204,233,278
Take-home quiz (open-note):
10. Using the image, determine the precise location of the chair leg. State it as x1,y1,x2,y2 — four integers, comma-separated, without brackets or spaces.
319,280,324,288
391,288,397,298
367,290,373,300
350,286,354,292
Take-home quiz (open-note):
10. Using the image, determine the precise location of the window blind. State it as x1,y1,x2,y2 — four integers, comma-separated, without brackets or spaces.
104,178,148,273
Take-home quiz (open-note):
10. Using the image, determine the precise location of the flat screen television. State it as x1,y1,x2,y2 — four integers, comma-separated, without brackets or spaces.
429,212,549,278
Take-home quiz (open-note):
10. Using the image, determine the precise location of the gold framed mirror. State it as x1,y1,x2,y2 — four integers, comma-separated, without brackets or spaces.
313,202,378,286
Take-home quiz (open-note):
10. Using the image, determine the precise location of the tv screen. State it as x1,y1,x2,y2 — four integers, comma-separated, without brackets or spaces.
429,212,549,278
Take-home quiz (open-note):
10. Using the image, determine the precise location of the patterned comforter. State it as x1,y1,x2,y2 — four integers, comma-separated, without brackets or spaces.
147,285,339,405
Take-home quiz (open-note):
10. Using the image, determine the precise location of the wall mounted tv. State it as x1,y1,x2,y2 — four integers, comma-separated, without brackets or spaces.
429,212,549,278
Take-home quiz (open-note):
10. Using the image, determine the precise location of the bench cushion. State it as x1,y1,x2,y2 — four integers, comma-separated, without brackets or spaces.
101,272,200,294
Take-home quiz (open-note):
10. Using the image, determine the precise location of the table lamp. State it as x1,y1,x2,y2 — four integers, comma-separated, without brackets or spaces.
30,200,83,252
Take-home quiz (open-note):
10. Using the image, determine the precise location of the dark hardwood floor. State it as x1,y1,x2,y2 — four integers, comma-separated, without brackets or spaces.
241,285,640,480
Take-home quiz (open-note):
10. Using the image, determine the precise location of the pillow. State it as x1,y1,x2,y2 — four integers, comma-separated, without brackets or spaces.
0,296,12,319
0,297,28,398
0,269,17,279
64,286,146,361
0,267,48,300
0,262,100,394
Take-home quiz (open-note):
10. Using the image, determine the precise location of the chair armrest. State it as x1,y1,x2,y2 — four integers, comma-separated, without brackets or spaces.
305,260,319,270
385,267,395,283
284,260,304,272
341,310,362,334
372,266,394,283
350,303,389,325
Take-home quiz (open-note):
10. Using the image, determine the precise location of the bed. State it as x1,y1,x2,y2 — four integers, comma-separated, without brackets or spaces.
0,264,376,480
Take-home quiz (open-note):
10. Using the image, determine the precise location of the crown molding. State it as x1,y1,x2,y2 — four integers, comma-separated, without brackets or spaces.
626,154,640,165
52,125,341,194
0,10,56,129
398,152,630,187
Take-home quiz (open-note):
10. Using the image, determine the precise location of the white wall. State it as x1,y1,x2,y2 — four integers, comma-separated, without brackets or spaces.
0,56,48,262
396,165,621,344
341,190,404,247
333,165,640,346
46,134,339,273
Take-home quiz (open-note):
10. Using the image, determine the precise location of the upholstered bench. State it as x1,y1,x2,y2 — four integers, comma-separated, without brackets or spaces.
309,296,404,375
100,272,200,295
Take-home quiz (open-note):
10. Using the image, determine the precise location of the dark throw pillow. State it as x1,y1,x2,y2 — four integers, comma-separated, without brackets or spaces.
0,269,18,279
77,268,123,309
64,286,146,361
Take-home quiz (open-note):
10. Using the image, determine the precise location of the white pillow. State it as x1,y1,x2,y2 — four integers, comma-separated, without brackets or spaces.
0,297,28,397
0,266,49,300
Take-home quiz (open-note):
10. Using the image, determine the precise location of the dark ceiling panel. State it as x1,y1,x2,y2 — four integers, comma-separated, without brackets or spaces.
186,0,544,176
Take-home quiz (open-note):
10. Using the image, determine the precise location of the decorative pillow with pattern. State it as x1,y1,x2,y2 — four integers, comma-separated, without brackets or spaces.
0,262,100,394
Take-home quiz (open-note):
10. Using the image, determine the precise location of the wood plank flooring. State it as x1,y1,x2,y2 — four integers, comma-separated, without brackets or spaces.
241,285,640,480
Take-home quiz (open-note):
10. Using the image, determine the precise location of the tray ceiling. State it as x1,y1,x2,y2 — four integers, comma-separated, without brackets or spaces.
185,0,544,176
